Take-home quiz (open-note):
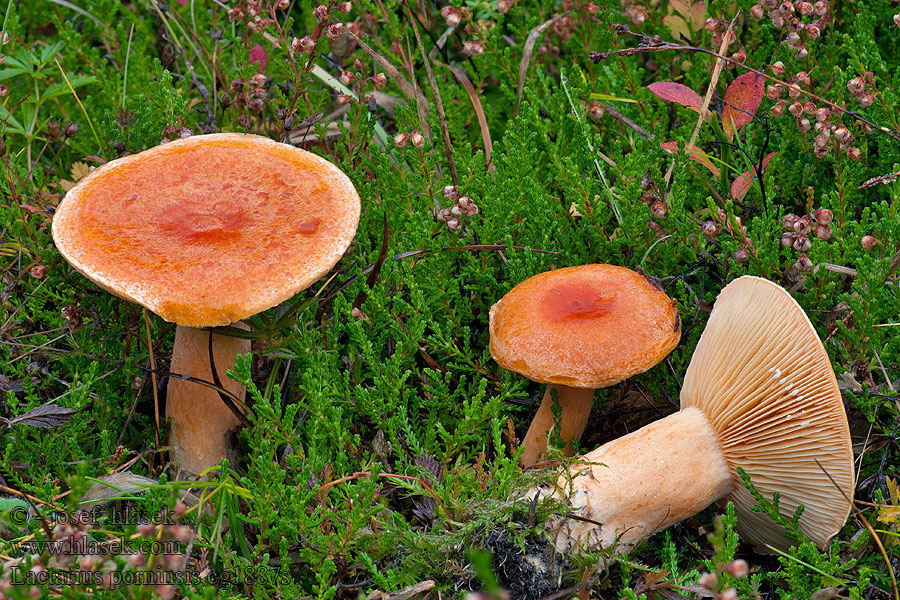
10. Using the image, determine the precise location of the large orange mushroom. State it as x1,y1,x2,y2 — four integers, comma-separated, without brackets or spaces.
53,133,360,476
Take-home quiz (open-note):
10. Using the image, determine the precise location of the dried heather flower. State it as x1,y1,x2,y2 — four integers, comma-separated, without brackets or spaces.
861,235,877,250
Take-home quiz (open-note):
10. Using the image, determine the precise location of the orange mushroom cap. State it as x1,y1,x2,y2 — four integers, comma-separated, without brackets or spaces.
52,133,360,327
489,265,681,388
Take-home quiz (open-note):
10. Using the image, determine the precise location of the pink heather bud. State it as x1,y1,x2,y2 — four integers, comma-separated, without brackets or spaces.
846,147,862,160
462,39,484,56
393,132,409,147
814,133,829,148
138,522,158,537
410,131,425,148
814,0,828,14
726,559,750,579
371,72,387,89
227,7,244,20
783,214,800,229
651,202,669,219
847,76,866,94
586,1,600,14
767,85,783,100
750,3,765,18
861,235,877,250
337,1,352,12
814,208,833,224
443,185,459,201
440,6,461,26
815,107,830,122
698,573,718,589
805,23,820,38
796,44,809,59
794,71,811,86
797,116,811,132
797,0,813,14
251,73,268,88
701,221,718,237
788,84,802,99
336,94,352,105
814,145,829,160
625,5,647,24
450,204,462,216
802,100,817,114
733,248,749,264
858,92,875,107
793,217,812,235
446,217,461,231
497,0,514,12
298,35,316,52
313,4,328,19
795,253,813,271
704,18,720,31
781,231,797,247
437,208,452,222
326,22,344,40
771,60,786,76
786,30,801,45
276,0,290,8
771,14,786,28
894,13,900,27
780,0,794,12
789,101,803,117
793,235,812,252
770,102,786,116
833,126,851,142
589,104,604,122
815,223,833,240
339,70,355,85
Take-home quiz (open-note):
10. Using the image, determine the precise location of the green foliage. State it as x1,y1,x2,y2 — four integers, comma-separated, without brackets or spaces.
2,0,900,596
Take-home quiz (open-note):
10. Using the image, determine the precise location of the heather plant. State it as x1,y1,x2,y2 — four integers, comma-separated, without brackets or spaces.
1,0,900,598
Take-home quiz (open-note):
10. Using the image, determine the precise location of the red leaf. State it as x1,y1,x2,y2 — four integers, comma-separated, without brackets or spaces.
722,72,765,137
249,44,267,72
648,82,703,113
661,141,721,177
731,152,776,200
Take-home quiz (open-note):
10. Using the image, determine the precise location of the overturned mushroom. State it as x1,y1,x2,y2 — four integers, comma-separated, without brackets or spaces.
541,276,854,556
489,265,681,466
52,133,360,476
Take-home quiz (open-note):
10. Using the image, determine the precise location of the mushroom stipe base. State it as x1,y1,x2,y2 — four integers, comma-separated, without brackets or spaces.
540,407,732,554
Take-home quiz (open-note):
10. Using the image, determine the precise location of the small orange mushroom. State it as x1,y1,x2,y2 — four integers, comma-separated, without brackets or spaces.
489,265,681,466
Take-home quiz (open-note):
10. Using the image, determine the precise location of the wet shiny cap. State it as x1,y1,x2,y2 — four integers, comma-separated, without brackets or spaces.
489,264,681,388
52,133,360,327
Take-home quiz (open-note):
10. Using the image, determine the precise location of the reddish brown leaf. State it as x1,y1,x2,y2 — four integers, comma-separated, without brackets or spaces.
661,141,721,177
249,44,267,72
731,152,776,200
648,81,703,112
722,72,765,137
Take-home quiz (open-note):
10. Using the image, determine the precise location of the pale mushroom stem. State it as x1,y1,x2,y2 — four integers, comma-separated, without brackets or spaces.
520,384,596,466
546,407,733,553
167,324,250,476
